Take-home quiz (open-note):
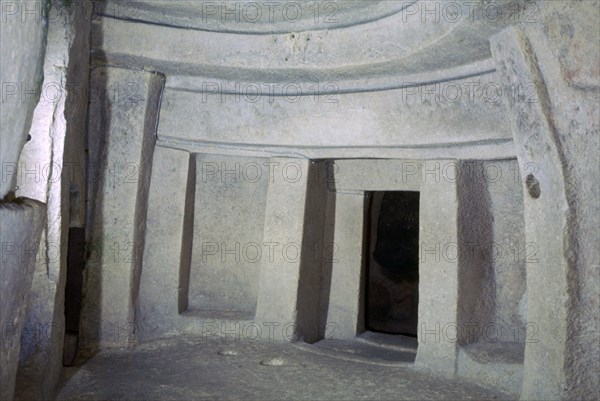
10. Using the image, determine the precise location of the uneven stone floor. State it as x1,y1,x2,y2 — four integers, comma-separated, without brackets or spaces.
56,336,512,400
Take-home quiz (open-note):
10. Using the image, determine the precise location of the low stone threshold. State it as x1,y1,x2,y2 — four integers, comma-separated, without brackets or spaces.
356,331,418,353
293,331,417,366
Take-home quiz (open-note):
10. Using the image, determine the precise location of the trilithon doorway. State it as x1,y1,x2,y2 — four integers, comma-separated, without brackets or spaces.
365,191,420,337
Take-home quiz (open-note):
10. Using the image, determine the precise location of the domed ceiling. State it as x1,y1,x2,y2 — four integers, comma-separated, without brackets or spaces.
96,0,527,82
91,0,529,158
98,0,410,33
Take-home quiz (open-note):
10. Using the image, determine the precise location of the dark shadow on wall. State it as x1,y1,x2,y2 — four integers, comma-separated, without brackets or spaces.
295,160,333,343
314,161,337,342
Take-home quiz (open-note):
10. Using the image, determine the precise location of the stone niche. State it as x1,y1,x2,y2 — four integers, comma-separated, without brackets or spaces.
69,3,598,400
79,69,529,390
187,154,269,317
76,61,531,398
3,1,597,400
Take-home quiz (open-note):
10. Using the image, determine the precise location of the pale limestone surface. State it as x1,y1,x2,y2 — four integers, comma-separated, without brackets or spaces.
326,191,367,339
486,160,526,341
254,158,313,340
189,154,268,314
56,336,511,401
1,8,47,396
414,160,461,377
0,0,46,198
93,1,520,72
80,66,164,351
458,343,524,396
2,1,598,400
0,199,45,401
137,145,194,340
14,3,92,399
491,3,599,397
157,73,512,151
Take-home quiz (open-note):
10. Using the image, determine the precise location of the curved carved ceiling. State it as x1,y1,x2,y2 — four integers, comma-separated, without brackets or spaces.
92,0,523,157
97,0,413,34
94,0,526,85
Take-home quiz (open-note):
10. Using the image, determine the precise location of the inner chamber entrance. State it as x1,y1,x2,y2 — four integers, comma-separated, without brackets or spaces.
365,191,420,337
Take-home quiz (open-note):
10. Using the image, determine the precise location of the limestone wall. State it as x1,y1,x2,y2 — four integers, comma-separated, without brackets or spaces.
1,1,49,400
1,1,597,400
491,2,599,398
0,0,47,199
189,154,269,315
1,1,93,400
78,1,598,398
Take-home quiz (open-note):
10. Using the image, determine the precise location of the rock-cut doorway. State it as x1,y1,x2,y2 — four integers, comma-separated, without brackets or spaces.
364,191,420,338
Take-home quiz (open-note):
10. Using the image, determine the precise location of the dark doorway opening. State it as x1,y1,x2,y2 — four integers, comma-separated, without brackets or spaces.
365,191,420,337
63,227,86,366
